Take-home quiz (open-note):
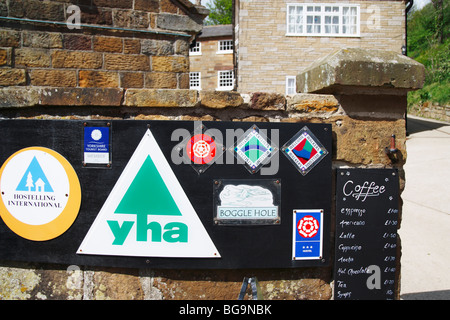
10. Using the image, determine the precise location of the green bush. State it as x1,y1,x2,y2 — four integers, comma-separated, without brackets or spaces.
408,81,450,108
407,1,449,107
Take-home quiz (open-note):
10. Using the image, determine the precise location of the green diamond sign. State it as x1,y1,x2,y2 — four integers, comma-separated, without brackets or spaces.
234,125,275,174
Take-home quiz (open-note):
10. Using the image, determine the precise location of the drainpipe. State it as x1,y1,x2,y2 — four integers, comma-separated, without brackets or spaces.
404,0,414,135
404,0,414,55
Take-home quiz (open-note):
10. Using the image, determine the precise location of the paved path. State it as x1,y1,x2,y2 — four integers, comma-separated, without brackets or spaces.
399,115,450,300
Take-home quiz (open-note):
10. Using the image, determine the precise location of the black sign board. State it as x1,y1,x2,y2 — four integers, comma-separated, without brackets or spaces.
0,119,332,269
334,169,399,300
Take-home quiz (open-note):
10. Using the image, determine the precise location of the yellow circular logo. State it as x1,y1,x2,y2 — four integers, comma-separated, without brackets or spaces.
0,147,81,241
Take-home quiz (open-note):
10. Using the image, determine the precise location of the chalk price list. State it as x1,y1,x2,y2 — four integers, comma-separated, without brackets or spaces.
334,169,399,300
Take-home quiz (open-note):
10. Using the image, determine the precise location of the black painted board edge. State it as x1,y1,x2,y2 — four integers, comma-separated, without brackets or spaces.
0,119,332,270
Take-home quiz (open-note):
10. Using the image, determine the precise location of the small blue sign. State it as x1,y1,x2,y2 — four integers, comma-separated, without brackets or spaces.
84,126,110,165
292,209,323,260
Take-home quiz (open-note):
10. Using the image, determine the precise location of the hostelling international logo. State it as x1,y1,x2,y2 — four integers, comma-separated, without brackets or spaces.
0,147,81,241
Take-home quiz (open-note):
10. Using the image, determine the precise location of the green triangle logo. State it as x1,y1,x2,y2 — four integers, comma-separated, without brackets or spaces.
114,155,181,216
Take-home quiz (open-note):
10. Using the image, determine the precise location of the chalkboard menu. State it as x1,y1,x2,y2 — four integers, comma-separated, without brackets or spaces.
334,169,399,300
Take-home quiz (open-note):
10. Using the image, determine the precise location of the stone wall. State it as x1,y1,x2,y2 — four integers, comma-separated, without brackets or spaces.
0,89,407,300
408,103,450,123
0,0,207,90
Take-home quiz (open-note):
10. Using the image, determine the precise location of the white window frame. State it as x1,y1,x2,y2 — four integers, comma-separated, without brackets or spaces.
286,76,297,95
286,3,360,37
217,70,234,90
217,40,233,54
189,72,201,90
189,41,201,55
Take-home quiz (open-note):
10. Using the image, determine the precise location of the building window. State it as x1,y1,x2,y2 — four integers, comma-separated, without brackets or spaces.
217,40,233,54
287,4,359,37
190,72,201,89
342,6,358,35
286,76,296,95
189,41,201,55
218,70,234,90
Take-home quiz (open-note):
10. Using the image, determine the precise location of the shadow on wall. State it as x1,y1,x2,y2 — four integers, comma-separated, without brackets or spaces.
401,289,450,300
406,116,450,135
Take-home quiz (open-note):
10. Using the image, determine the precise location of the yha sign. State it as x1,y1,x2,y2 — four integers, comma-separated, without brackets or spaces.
77,130,220,258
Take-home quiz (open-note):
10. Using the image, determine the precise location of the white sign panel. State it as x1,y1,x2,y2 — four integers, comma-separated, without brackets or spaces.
214,181,281,225
217,184,278,220
0,147,81,241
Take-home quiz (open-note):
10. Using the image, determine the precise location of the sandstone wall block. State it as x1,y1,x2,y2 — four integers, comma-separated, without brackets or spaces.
287,93,340,113
0,68,26,86
39,88,124,106
199,90,244,109
0,87,40,107
297,48,426,95
30,69,77,87
250,92,286,110
157,13,203,33
145,72,178,89
0,48,12,66
93,36,123,53
52,51,103,69
105,54,150,71
79,71,120,88
15,48,51,68
152,56,189,73
120,72,144,88
0,30,21,47
124,89,198,107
